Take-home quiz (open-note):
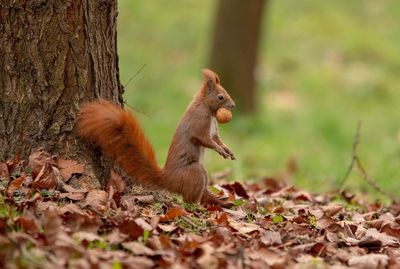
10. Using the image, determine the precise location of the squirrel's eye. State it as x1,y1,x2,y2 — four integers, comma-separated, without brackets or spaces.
218,95,224,100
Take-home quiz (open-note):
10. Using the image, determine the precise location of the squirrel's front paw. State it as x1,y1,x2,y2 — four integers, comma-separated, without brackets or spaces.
223,146,236,160
217,146,230,159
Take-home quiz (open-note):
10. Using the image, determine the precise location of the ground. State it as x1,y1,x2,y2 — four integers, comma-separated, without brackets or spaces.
0,151,399,268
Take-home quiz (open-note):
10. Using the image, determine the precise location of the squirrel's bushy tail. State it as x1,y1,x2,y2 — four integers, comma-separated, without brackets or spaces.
77,100,161,185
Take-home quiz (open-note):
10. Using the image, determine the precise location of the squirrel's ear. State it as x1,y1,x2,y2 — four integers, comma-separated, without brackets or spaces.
202,69,220,85
202,69,220,94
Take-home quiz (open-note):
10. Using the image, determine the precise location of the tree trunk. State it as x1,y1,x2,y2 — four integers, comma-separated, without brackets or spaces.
209,0,266,114
0,0,122,187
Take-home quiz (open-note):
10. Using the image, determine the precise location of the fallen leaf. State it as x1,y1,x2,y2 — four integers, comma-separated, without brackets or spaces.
361,228,399,247
122,241,155,256
247,248,287,267
348,254,389,269
28,149,55,178
106,230,129,245
6,153,22,173
217,212,228,225
14,211,41,235
223,207,247,219
157,223,178,233
221,182,249,199
72,231,103,242
106,169,126,193
160,207,187,221
56,159,85,182
322,204,343,217
32,164,57,190
58,192,86,201
293,191,313,201
135,218,153,231
83,189,109,213
118,218,144,241
260,230,282,246
197,242,218,269
228,218,259,234
6,174,27,197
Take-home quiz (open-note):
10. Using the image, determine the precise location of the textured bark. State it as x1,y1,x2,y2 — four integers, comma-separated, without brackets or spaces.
0,0,122,187
210,0,266,114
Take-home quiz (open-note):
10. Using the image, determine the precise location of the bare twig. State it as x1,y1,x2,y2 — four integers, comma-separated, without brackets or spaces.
121,64,149,117
123,64,146,89
339,121,395,202
339,121,362,190
354,157,395,201
123,101,150,117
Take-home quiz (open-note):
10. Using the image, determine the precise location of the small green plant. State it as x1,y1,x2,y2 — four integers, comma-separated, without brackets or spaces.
272,214,284,224
233,198,247,206
308,215,317,229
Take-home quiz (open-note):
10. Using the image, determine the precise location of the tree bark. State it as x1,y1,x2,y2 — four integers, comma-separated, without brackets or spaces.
209,0,266,114
0,0,122,187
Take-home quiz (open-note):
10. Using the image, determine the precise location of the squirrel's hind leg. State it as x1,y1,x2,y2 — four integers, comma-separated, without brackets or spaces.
167,165,206,203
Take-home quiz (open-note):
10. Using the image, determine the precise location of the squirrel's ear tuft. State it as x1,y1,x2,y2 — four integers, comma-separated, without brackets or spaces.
202,69,219,84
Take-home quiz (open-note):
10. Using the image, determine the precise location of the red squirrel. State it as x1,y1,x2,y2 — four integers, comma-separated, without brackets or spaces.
77,69,236,204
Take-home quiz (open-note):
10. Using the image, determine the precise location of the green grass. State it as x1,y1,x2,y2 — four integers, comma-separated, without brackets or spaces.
117,1,400,199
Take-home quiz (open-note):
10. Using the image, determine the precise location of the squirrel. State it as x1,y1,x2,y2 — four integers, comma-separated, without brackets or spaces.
77,69,236,204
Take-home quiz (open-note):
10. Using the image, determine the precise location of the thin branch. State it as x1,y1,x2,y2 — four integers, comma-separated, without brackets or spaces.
123,64,146,89
339,121,362,190
123,101,150,117
339,121,395,202
354,156,395,201
121,64,149,117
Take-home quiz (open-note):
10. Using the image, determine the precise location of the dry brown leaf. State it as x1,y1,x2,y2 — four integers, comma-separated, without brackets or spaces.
317,217,336,229
58,192,86,201
120,196,140,214
59,203,86,215
28,149,55,178
223,207,247,219
260,230,282,246
106,230,129,245
197,243,218,269
293,190,313,201
359,228,399,248
106,169,126,193
221,182,249,199
247,248,287,267
322,204,343,217
381,223,400,239
290,242,326,256
217,212,228,225
348,254,389,269
118,219,144,241
14,211,41,235
120,256,154,269
56,159,85,182
122,241,155,256
160,206,188,221
72,231,103,242
228,218,259,234
135,218,153,231
83,189,109,213
32,164,57,190
157,223,178,233
6,174,27,197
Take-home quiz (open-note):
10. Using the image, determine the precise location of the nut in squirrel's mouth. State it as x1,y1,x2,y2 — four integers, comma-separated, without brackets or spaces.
216,107,232,124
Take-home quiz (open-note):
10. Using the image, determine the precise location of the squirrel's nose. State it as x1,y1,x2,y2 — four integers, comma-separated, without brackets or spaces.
228,102,236,109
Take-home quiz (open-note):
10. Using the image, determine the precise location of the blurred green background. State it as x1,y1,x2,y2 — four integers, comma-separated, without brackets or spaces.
117,1,400,199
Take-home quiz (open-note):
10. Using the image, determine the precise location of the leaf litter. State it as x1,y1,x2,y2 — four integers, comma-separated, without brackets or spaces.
0,149,399,268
